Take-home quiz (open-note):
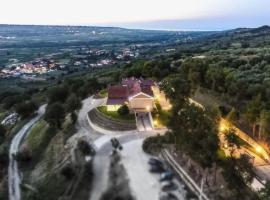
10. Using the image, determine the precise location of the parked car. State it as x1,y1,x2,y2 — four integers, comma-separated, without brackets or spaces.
161,181,177,191
159,192,178,200
148,157,163,166
149,164,165,173
160,171,174,182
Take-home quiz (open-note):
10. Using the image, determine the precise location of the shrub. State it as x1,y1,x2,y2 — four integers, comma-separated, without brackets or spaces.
0,125,6,144
77,140,95,156
117,105,129,116
71,112,78,124
47,86,69,104
66,94,82,112
61,164,76,180
0,143,9,167
15,145,32,162
142,135,164,154
15,101,38,119
44,103,65,128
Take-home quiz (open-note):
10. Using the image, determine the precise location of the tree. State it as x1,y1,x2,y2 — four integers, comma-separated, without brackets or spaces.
160,74,191,106
237,154,254,185
168,103,219,168
258,110,270,139
44,103,65,128
47,86,69,104
15,145,32,162
0,125,6,144
61,164,75,180
142,60,155,77
117,105,129,116
77,140,95,156
259,181,270,200
3,95,21,109
15,101,38,119
71,111,78,124
0,143,9,167
206,65,225,92
181,59,207,90
222,155,254,197
224,128,241,157
226,107,238,124
245,95,264,137
206,105,221,123
64,78,84,95
66,93,82,113
85,78,100,94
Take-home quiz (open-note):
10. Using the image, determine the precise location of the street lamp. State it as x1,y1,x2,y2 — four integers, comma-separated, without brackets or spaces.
255,146,262,153
219,123,227,132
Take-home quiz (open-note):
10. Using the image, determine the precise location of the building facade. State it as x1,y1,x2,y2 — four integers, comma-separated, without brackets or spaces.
106,77,157,113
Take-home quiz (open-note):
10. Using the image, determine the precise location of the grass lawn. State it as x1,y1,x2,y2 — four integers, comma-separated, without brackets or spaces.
97,106,135,121
0,111,6,121
24,119,53,164
98,89,108,98
26,120,48,152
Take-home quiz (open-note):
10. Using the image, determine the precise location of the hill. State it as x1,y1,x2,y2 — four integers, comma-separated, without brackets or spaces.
188,25,270,49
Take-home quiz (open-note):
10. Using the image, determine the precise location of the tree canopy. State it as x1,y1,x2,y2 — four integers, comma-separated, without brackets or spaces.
44,103,66,128
15,101,38,119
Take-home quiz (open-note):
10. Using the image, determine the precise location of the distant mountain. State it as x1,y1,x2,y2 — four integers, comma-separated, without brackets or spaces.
225,25,270,36
185,25,270,49
0,24,214,49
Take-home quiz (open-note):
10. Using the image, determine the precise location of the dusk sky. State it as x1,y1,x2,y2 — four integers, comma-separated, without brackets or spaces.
0,0,269,30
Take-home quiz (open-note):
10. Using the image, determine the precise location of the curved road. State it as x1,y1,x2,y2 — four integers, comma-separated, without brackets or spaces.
8,105,46,200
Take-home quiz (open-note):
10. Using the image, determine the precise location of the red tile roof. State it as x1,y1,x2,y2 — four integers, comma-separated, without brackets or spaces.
108,85,128,99
107,98,127,105
140,79,155,87
141,85,154,97
107,78,155,105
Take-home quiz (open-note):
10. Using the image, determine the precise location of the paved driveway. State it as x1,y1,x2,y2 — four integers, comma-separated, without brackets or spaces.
69,97,186,200
90,132,186,200
136,112,153,131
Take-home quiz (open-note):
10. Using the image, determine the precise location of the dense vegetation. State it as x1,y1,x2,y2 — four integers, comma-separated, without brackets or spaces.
1,25,270,199
120,26,270,199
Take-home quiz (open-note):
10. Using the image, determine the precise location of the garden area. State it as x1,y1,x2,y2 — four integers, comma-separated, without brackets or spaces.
97,106,135,122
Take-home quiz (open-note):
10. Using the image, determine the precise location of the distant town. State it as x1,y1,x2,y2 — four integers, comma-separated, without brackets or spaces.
0,47,140,80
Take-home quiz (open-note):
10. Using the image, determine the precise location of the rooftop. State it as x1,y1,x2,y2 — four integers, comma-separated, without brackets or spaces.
107,77,156,105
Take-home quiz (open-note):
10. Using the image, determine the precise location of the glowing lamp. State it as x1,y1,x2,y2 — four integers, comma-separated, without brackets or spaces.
219,124,227,132
256,146,262,153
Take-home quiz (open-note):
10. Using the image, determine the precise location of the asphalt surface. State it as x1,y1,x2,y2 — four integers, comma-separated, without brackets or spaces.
8,96,182,200
8,105,46,200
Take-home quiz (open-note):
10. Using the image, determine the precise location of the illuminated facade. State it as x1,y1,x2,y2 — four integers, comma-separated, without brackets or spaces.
106,77,157,113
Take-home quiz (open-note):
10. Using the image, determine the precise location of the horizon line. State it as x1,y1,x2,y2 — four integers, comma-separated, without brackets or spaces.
0,22,266,32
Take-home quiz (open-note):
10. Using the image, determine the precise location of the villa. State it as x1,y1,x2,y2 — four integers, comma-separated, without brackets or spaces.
106,77,161,113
